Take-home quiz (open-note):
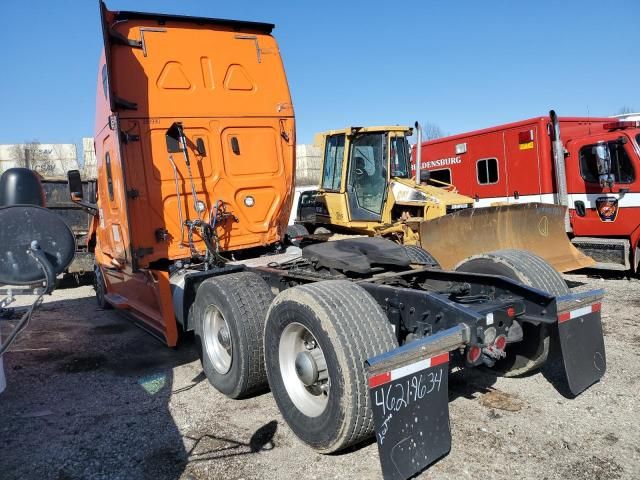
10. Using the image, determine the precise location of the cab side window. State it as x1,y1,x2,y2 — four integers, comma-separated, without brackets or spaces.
579,141,635,184
321,135,346,191
476,158,498,184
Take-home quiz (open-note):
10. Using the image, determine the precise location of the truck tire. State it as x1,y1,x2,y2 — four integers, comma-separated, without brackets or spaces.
403,245,440,267
286,224,309,239
94,266,112,310
455,249,569,376
191,272,273,399
264,280,397,453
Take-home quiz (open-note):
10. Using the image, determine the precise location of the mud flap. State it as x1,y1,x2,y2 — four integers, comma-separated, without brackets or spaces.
366,326,469,480
557,303,606,395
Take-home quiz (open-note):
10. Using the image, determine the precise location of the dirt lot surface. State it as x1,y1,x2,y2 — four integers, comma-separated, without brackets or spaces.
1,271,639,480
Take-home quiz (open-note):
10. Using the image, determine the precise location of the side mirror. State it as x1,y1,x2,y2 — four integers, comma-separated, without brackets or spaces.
68,169,84,201
592,142,615,188
593,143,611,174
67,169,98,215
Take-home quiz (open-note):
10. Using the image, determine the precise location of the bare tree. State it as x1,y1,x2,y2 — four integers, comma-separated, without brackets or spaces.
421,122,445,141
617,106,635,115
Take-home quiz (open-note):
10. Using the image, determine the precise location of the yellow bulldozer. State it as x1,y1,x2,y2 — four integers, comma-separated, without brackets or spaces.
292,124,594,272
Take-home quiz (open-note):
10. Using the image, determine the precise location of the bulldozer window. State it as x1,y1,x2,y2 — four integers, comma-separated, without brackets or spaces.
390,136,411,178
347,133,387,218
321,134,345,191
580,141,635,184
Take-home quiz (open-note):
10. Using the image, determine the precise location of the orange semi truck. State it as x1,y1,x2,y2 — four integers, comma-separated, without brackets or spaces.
67,3,607,478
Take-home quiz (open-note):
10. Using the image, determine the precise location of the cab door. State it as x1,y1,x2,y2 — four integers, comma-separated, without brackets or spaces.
345,132,387,222
566,133,639,236
95,130,131,268
317,133,348,225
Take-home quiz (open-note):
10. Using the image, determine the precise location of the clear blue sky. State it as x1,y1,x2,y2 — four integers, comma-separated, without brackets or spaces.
0,1,638,148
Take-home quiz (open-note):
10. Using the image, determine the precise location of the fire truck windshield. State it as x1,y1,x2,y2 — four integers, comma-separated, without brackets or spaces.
390,136,411,178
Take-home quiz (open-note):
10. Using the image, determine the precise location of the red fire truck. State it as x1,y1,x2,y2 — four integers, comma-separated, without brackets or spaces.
412,111,640,271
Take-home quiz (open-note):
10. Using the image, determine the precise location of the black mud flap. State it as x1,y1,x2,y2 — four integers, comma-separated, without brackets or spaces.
366,346,453,480
557,298,606,396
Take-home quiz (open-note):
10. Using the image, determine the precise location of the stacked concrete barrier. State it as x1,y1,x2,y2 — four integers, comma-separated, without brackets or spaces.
295,144,322,186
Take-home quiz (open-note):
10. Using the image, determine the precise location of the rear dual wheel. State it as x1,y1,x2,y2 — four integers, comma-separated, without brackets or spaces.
94,265,112,310
192,272,274,399
264,280,397,453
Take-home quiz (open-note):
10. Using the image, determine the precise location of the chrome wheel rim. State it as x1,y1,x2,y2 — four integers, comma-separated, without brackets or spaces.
279,322,329,417
203,305,232,374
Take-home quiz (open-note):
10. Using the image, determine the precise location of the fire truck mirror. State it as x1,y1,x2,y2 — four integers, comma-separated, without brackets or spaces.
594,143,612,175
593,142,614,188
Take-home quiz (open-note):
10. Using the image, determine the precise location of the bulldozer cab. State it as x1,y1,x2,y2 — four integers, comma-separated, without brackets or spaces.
311,125,473,233
316,126,414,228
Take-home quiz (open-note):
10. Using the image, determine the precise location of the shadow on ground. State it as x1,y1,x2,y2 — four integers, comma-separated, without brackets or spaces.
0,291,274,480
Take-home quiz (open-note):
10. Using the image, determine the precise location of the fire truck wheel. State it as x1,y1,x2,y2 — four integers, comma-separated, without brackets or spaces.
403,245,441,267
192,272,273,399
455,249,569,376
264,280,397,453
94,266,112,310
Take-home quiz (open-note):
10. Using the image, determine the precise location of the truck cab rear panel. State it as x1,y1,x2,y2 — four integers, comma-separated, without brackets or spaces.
95,3,295,269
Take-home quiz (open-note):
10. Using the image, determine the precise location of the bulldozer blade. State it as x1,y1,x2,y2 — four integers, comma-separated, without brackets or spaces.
419,203,595,272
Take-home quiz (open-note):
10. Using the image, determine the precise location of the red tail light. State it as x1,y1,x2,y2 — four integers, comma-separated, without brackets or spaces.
467,345,482,363
494,335,507,351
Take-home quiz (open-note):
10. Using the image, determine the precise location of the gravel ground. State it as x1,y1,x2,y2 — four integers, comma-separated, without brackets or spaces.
0,271,638,480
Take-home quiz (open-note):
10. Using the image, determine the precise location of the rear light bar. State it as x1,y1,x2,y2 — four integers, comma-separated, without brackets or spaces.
603,120,640,130
557,302,601,323
368,352,449,388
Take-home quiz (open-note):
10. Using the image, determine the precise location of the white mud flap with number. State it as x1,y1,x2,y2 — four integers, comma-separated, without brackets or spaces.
365,325,469,480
